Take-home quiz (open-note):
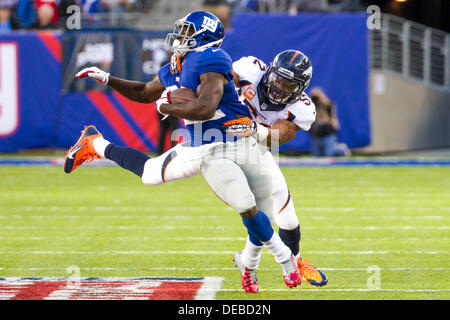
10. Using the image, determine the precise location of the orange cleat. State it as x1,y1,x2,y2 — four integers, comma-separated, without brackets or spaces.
281,254,302,288
297,257,328,287
64,125,102,174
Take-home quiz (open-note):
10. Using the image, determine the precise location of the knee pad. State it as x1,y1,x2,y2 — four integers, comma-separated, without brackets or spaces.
275,201,299,230
141,158,164,186
227,186,256,214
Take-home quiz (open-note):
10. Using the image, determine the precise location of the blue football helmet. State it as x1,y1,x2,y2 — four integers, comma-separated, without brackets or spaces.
166,10,225,58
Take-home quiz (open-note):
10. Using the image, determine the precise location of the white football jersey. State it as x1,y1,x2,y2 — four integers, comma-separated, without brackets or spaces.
232,56,316,131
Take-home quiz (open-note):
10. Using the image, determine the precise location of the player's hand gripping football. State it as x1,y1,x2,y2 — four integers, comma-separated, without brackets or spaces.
155,87,172,115
155,85,179,120
75,67,110,85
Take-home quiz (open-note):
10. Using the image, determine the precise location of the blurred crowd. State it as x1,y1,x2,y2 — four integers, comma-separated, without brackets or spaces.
0,0,364,32
0,0,138,31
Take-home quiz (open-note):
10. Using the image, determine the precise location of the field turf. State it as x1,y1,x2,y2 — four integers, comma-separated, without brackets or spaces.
0,164,449,300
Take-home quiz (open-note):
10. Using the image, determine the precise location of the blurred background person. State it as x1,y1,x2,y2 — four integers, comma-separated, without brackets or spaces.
31,2,57,29
98,0,134,13
81,0,101,13
0,0,19,32
157,114,180,156
289,0,327,14
16,0,36,28
199,0,232,30
309,87,350,157
35,0,58,24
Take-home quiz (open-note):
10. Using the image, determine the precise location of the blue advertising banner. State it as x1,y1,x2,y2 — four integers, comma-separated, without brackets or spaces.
222,13,371,151
0,13,370,153
0,32,61,152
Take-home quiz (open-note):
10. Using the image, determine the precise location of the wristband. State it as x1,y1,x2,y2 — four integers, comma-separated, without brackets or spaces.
255,123,269,142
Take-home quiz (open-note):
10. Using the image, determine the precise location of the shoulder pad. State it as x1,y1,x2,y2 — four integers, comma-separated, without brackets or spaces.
232,56,267,85
287,94,317,131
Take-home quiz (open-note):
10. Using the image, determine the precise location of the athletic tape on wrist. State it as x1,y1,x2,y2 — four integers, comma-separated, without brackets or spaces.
255,123,269,142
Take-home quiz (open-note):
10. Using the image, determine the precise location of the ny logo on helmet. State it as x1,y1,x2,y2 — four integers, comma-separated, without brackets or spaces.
201,16,218,32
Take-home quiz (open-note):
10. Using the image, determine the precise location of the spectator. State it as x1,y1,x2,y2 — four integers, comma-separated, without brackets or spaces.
289,0,327,14
31,2,57,29
0,1,19,32
308,87,351,157
81,0,101,13
98,0,134,13
35,0,58,24
199,0,231,30
233,0,268,14
157,114,180,155
16,0,35,28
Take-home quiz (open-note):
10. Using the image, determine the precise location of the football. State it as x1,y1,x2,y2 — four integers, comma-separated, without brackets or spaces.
169,87,197,104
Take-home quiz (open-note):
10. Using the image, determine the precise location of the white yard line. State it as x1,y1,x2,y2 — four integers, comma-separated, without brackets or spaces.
0,206,448,211
0,267,448,271
218,288,450,292
0,226,449,230
194,277,224,300
0,236,448,241
0,250,447,254
0,215,447,219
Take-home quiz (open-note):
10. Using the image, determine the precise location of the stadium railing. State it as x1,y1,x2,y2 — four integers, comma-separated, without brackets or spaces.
371,13,450,91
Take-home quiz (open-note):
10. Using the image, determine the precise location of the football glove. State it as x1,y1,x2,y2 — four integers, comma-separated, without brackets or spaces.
156,85,178,120
222,116,269,141
75,67,110,85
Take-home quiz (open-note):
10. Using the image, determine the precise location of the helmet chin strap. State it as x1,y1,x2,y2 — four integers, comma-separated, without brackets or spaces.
174,38,223,57
193,38,224,51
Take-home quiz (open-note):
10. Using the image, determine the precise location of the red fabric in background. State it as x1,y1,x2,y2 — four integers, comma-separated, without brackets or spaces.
35,0,59,24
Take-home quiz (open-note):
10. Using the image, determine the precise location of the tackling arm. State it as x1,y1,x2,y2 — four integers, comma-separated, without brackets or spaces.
259,120,300,148
159,72,225,121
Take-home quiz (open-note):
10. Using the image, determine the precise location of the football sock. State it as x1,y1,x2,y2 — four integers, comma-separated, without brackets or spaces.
279,225,301,256
262,232,292,264
242,210,291,264
104,144,150,177
241,236,263,270
241,210,273,244
93,137,110,158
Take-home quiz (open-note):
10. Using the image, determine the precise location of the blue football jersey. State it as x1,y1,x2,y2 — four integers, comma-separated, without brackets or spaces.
157,48,250,146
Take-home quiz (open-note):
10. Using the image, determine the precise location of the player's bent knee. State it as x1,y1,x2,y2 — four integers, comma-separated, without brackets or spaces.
275,203,300,230
141,158,164,186
240,206,258,219
232,194,256,215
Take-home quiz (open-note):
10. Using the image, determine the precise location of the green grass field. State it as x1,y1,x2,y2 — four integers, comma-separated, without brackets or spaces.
0,164,449,300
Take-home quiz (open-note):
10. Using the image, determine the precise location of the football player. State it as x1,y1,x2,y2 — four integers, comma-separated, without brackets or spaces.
67,11,302,292
230,51,328,290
